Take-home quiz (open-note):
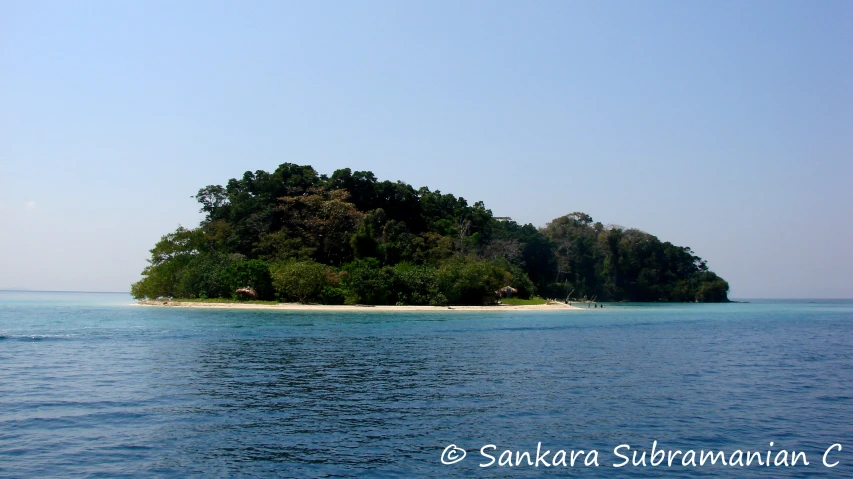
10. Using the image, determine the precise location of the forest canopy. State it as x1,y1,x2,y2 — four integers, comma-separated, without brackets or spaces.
131,163,729,304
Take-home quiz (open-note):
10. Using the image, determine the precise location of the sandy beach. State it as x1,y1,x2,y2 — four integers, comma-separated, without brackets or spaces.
135,300,584,312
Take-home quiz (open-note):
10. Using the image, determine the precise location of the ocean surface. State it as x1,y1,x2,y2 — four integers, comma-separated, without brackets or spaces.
1,292,851,478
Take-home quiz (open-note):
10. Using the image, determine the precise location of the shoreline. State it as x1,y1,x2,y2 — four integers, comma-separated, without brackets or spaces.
135,300,584,312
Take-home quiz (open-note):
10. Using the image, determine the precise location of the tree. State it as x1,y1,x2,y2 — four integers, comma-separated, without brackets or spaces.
391,263,445,306
436,256,508,305
341,258,394,304
275,188,364,265
220,259,274,300
271,259,333,303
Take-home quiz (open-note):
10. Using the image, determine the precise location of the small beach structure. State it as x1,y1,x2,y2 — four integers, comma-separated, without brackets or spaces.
496,286,518,298
235,287,257,300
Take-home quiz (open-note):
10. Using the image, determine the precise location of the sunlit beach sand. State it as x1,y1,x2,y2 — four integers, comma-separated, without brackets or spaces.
136,300,584,312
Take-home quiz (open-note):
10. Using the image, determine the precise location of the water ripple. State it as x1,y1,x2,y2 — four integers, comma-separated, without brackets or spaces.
0,294,851,477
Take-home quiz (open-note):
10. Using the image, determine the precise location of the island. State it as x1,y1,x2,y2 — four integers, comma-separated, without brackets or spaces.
132,163,729,306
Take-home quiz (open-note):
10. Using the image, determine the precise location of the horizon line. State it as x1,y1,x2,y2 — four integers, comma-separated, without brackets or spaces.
0,289,128,294
1,290,851,300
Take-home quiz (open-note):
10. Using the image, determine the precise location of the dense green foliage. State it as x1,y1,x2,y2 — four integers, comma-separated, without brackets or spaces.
132,163,729,304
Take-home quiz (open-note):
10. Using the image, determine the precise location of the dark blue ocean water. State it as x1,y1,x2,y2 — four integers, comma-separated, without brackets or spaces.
1,292,851,478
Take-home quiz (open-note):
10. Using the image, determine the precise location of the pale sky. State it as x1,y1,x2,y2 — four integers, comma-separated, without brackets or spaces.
1,0,851,298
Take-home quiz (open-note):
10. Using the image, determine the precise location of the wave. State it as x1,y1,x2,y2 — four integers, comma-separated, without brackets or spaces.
2,334,75,341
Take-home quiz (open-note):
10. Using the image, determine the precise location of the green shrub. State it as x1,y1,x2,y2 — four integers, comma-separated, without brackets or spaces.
341,258,394,304
270,259,332,303
436,256,508,305
391,262,444,305
220,259,274,300
318,286,346,305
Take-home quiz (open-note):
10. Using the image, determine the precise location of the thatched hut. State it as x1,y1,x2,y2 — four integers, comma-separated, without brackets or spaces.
235,287,257,300
496,286,518,298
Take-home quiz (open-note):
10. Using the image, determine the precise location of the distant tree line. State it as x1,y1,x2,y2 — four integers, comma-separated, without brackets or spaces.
131,163,729,304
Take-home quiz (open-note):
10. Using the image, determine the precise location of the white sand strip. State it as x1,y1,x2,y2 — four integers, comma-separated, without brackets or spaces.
135,300,584,312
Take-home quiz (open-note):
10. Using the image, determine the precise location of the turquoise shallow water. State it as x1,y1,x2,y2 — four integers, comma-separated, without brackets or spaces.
1,292,851,477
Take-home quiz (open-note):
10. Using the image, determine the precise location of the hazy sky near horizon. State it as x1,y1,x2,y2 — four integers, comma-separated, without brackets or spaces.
1,0,851,298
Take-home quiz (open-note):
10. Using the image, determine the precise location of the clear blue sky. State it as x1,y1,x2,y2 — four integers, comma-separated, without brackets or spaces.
1,0,850,297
